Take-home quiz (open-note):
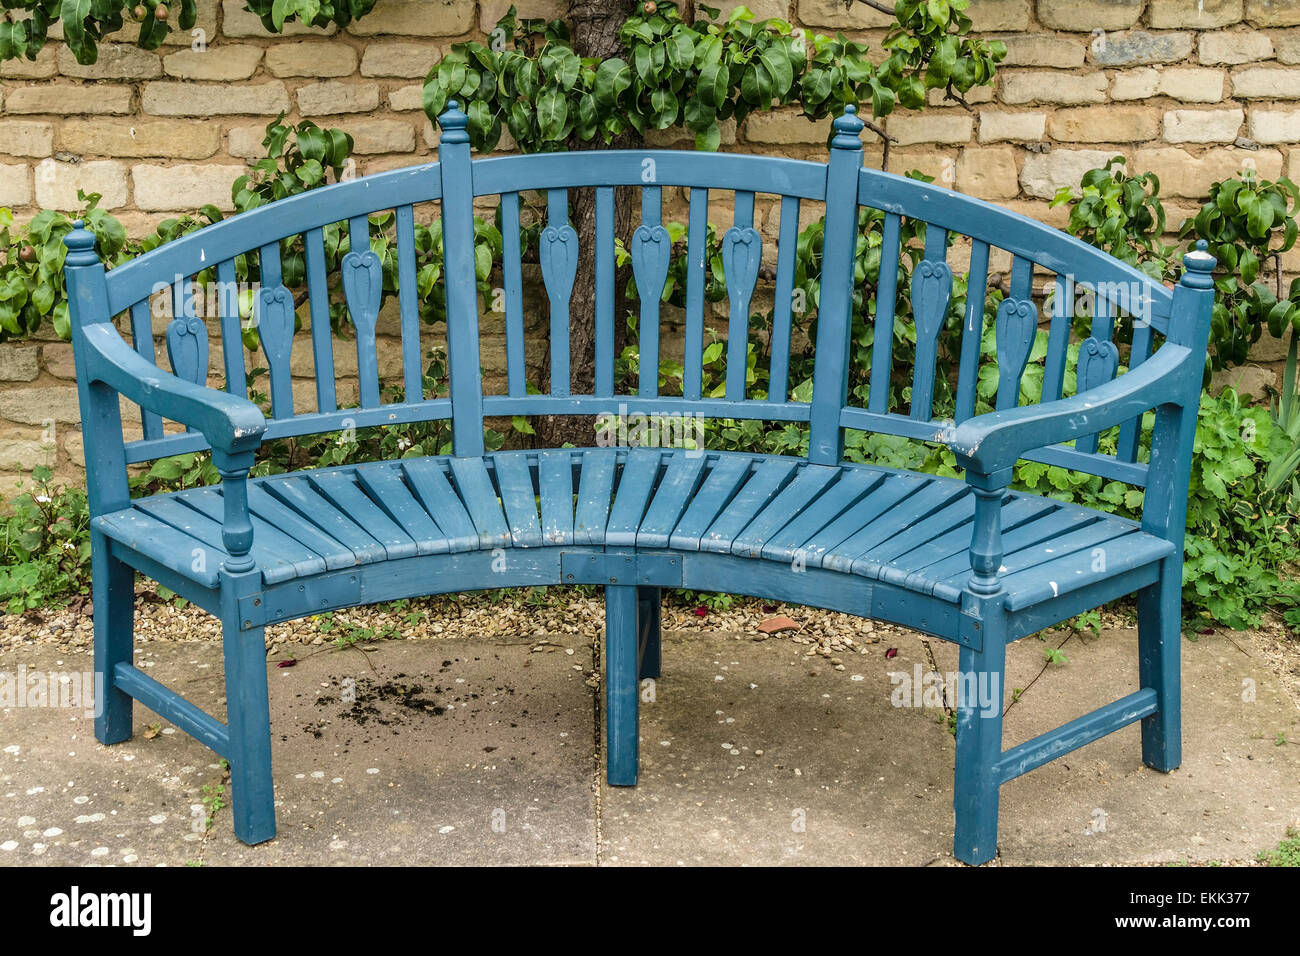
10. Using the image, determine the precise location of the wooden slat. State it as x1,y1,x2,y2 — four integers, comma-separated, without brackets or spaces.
181,487,330,579
400,458,480,552
304,228,336,413
262,475,390,563
1117,319,1154,463
1041,274,1073,403
95,507,225,587
245,483,363,570
994,255,1036,412
797,473,930,569
1003,530,1174,610
633,186,669,398
909,223,953,420
448,456,512,549
760,469,883,561
133,495,300,584
637,453,709,548
355,464,448,554
501,192,527,398
129,299,164,440
346,216,382,408
537,450,575,545
822,481,969,572
683,187,709,401
595,186,616,397
723,191,760,402
492,453,543,547
307,470,420,559
700,458,798,554
605,448,665,547
216,258,247,401
868,212,902,415
574,448,618,545
730,463,839,558
542,188,575,397
668,455,754,551
954,240,989,423
395,204,424,403
769,195,800,403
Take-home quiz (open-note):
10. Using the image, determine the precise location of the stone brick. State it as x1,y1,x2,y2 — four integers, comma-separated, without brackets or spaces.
1232,66,1300,98
348,119,418,153
956,146,1019,199
886,113,974,146
58,119,221,159
41,342,76,380
479,0,567,32
996,34,1085,68
966,0,1030,31
1036,0,1142,31
796,0,893,28
977,110,1046,142
1276,34,1300,64
142,81,291,116
1048,106,1159,142
132,164,245,211
0,165,30,206
1245,0,1300,27
1163,108,1245,143
1001,71,1107,105
1149,0,1244,29
34,159,128,210
0,439,51,471
388,84,424,111
6,85,133,114
359,41,442,77
297,81,381,115
220,0,337,36
645,119,737,148
1134,146,1282,197
0,46,56,79
1157,67,1226,101
227,124,270,160
0,121,53,157
745,110,827,145
0,387,81,426
1091,31,1192,67
1248,108,1300,144
926,85,993,107
346,0,477,36
163,44,263,80
0,345,39,382
1019,149,1116,199
265,41,359,77
1198,31,1273,64
1110,68,1160,100
57,43,162,79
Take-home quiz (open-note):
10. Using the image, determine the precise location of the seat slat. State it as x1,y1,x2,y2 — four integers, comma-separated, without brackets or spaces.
493,453,543,547
805,475,939,570
307,471,420,560
262,475,390,563
133,496,300,584
823,481,970,572
401,458,480,552
668,455,754,551
606,448,666,547
354,464,448,554
759,469,884,561
637,453,709,548
1003,532,1174,610
939,517,1137,589
730,463,840,558
95,508,225,588
574,448,618,545
537,450,575,545
851,488,979,569
181,487,330,579
246,484,363,570
700,458,799,554
448,456,512,549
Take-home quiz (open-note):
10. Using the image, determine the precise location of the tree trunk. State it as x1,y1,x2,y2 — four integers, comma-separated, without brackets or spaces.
534,0,638,449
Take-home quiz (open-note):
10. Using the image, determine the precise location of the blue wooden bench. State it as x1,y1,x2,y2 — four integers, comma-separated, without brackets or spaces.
65,103,1215,865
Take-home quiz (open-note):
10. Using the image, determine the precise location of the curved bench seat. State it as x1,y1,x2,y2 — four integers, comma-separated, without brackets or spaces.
97,449,1174,622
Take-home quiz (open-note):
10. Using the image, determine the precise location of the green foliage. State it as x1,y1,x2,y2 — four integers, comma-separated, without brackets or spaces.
0,0,371,63
1050,157,1173,281
0,466,92,614
1265,329,1300,497
1258,827,1300,867
422,2,1004,153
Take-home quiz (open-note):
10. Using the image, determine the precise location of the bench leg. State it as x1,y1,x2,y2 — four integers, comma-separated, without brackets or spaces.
92,534,134,746
1137,564,1182,772
221,608,276,844
605,585,639,786
952,635,1006,866
636,586,661,680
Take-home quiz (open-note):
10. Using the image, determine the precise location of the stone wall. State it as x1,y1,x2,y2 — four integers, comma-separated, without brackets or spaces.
1,0,1298,492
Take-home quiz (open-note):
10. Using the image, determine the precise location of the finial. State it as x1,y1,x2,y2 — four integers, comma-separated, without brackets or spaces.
63,219,99,267
831,104,864,149
1181,238,1216,289
438,100,469,145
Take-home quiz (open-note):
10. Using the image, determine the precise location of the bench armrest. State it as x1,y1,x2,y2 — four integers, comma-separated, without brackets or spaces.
82,321,266,457
942,342,1197,479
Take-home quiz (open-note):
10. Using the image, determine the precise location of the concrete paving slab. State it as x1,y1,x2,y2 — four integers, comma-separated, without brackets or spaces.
0,636,598,866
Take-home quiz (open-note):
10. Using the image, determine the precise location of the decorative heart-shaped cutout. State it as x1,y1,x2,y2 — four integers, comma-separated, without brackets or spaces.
342,250,382,335
912,259,953,345
630,224,671,300
539,225,579,302
995,297,1037,410
1077,336,1119,392
166,315,209,386
721,226,762,312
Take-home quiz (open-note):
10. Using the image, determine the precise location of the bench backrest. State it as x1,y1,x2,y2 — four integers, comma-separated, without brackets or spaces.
89,103,1175,490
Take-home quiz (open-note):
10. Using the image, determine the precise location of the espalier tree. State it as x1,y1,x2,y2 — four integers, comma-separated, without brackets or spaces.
419,0,1003,443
